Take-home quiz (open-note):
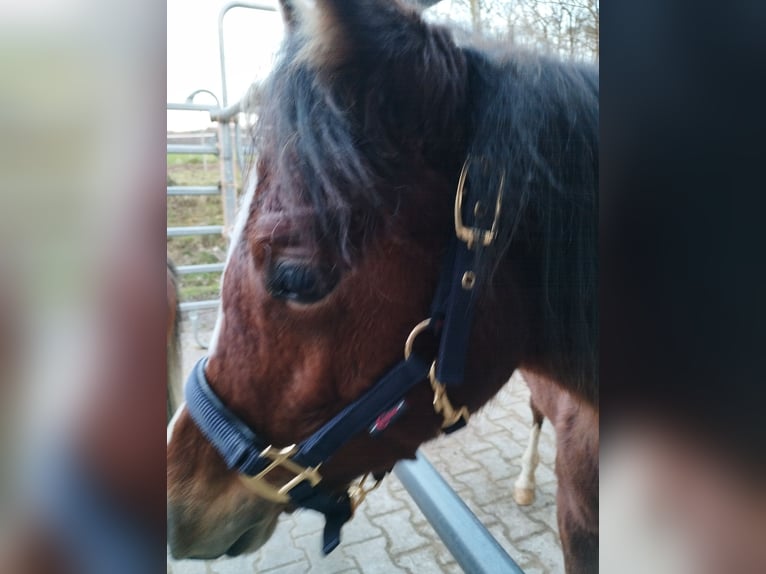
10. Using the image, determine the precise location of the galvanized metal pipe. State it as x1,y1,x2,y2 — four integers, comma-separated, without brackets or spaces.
185,89,221,108
209,101,241,123
167,144,219,155
217,121,238,236
176,263,225,275
394,451,525,574
167,186,219,196
218,1,277,106
167,225,224,237
167,102,217,112
167,133,216,141
179,300,221,312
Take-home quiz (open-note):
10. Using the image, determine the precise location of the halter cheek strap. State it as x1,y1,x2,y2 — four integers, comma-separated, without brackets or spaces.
183,156,503,554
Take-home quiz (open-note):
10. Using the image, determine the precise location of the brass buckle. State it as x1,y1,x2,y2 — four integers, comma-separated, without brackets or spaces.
348,473,384,512
404,318,431,360
239,444,323,504
428,362,470,429
454,156,504,249
405,323,471,429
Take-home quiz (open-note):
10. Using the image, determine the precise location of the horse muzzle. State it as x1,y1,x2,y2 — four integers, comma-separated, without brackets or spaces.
167,497,282,560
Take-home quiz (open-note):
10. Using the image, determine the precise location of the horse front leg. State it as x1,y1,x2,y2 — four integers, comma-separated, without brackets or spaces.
555,410,599,574
558,485,598,574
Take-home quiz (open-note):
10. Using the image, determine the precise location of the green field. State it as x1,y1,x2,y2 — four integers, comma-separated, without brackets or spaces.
167,155,229,302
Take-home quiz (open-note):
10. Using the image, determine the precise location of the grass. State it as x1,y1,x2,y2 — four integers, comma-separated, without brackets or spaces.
167,156,231,303
167,153,218,167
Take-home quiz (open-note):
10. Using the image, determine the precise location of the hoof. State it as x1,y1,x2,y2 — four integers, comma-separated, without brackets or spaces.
513,486,535,506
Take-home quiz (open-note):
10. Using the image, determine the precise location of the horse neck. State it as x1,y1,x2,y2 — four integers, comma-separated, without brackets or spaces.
453,51,598,407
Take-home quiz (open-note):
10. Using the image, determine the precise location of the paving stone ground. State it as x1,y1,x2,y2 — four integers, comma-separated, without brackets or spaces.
168,315,562,573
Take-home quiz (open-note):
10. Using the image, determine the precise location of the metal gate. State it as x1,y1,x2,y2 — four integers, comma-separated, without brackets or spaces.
166,99,239,316
167,2,268,318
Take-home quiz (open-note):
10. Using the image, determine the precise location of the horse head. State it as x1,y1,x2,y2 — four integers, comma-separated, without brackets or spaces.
167,0,597,561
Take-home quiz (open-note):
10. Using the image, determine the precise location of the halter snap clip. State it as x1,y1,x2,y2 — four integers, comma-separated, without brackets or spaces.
454,156,504,249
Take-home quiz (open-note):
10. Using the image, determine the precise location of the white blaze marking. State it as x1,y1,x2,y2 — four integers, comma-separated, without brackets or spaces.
208,171,258,355
167,401,186,444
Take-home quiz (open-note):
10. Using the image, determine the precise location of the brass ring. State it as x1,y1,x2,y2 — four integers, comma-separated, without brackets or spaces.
404,318,432,359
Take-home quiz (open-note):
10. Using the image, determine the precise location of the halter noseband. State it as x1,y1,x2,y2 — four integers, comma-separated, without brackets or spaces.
183,157,503,554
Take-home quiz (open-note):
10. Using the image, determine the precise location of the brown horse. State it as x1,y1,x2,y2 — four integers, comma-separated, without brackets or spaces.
167,1,598,572
166,259,182,423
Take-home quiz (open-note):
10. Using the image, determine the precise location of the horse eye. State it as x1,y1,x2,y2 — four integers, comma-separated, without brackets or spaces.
266,261,334,303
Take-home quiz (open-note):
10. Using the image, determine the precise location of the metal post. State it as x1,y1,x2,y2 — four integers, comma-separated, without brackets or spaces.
185,89,220,108
217,1,277,106
218,120,238,236
394,451,525,574
189,312,210,350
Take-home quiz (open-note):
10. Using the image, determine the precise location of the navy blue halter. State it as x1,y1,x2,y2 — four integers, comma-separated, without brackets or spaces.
183,158,502,555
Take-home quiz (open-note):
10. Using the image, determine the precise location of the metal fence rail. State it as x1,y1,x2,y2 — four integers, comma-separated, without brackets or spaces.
394,451,525,574
167,100,228,325
167,102,217,112
179,300,220,312
167,186,219,196
217,2,277,106
166,225,225,238
175,263,226,275
167,143,219,155
166,2,280,335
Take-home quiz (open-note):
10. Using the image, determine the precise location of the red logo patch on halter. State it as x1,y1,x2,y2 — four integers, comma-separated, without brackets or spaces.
369,399,408,437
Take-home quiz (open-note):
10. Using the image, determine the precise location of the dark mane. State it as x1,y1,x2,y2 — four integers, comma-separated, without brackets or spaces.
253,51,378,253
464,48,599,396
252,20,468,257
253,21,598,394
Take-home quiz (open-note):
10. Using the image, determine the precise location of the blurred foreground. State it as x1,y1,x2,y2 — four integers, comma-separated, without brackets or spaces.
0,0,165,572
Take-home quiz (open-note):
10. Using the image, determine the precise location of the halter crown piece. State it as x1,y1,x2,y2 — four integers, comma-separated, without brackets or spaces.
184,156,504,555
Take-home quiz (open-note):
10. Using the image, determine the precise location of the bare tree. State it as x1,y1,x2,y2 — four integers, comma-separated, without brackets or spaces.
426,0,598,62
470,0,482,34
